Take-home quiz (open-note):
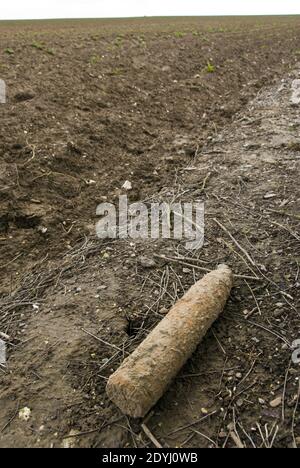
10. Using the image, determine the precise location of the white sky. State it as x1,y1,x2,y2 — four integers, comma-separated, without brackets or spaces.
1,0,300,21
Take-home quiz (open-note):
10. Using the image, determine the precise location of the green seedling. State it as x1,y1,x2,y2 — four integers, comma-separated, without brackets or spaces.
31,41,44,50
206,62,215,73
174,32,185,39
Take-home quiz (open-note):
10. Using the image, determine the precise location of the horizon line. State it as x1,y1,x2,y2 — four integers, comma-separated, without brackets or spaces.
1,14,300,22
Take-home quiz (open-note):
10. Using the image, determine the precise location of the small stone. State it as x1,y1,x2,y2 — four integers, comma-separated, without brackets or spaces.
19,407,31,421
37,226,48,235
183,268,191,274
259,398,265,405
270,397,282,408
85,179,96,185
122,180,132,191
274,309,284,318
139,257,156,269
252,337,260,344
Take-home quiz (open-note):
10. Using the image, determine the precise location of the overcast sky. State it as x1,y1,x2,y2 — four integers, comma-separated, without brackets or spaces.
1,0,300,21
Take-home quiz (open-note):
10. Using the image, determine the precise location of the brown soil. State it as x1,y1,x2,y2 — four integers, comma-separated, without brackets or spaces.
0,17,299,448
